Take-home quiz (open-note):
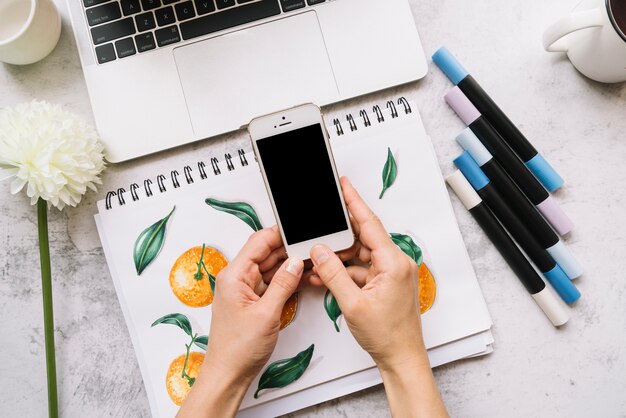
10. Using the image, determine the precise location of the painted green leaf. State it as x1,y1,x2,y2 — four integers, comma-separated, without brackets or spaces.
324,289,342,332
133,206,175,275
390,233,423,266
205,198,263,231
194,335,209,351
379,147,398,199
208,273,216,294
151,313,193,337
254,344,315,399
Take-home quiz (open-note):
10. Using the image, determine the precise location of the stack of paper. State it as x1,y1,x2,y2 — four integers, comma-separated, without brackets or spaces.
95,100,492,417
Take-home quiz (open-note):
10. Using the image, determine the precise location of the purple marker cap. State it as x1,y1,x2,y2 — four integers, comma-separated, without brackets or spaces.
536,196,574,236
444,86,481,125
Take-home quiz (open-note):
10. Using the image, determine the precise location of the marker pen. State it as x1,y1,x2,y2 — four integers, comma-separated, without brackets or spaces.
433,46,564,192
453,152,580,304
456,128,583,279
445,87,574,236
446,170,569,326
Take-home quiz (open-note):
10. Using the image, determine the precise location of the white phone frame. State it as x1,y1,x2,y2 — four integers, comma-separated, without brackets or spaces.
248,103,354,260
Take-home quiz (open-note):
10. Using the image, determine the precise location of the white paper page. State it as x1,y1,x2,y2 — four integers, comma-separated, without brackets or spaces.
96,103,492,417
238,330,493,418
329,112,492,349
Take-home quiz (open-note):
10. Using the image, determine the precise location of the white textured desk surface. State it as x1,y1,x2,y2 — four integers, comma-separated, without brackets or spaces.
1,0,625,417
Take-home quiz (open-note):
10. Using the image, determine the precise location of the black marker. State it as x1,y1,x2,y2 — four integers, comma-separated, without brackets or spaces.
454,152,580,304
433,46,564,192
444,86,574,236
446,170,568,326
456,128,583,280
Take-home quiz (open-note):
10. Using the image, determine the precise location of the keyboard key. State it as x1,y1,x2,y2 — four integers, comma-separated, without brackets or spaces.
155,6,176,26
180,0,280,40
135,32,157,52
91,17,136,45
84,0,111,8
194,0,215,15
163,0,179,3
280,0,304,12
135,12,156,31
95,43,116,63
238,0,255,3
86,2,122,26
215,0,235,9
120,0,141,15
175,1,196,20
141,0,161,10
115,37,137,58
306,0,324,4
155,25,181,46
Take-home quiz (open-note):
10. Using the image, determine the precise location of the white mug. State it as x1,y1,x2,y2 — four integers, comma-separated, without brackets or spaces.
0,0,62,65
543,0,626,83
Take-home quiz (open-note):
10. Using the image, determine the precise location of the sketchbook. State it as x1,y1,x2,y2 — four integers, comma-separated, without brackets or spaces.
95,98,493,417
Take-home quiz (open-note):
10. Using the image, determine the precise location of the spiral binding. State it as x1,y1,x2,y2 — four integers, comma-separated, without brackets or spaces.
104,148,249,209
104,96,413,209
333,96,411,137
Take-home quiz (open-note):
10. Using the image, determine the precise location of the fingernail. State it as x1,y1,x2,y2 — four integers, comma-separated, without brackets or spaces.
311,245,330,265
286,257,303,275
344,177,352,187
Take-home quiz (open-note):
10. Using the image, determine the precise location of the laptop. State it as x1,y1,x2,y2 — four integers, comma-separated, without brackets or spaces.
66,0,428,162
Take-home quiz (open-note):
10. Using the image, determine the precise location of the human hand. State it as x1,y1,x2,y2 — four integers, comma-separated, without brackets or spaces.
309,177,428,372
178,226,303,418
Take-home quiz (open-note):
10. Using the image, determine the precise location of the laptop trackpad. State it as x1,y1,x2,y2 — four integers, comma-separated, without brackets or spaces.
174,11,339,137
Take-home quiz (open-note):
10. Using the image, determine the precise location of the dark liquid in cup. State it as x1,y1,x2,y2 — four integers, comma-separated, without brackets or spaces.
609,0,626,40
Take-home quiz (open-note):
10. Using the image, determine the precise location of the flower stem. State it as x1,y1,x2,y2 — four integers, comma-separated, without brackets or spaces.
38,198,58,418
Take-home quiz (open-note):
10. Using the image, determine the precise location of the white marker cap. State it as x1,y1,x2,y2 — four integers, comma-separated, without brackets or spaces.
531,287,570,327
446,170,482,210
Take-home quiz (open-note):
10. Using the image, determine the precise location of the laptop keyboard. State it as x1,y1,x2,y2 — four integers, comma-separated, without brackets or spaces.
85,0,327,64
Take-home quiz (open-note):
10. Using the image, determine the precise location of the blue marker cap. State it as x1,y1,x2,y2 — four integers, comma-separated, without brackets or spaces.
543,264,581,304
525,154,565,192
432,47,469,85
456,128,493,166
453,152,490,191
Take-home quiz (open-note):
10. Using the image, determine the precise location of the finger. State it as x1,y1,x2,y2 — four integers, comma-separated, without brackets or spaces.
260,258,304,311
341,177,393,251
236,226,283,266
357,246,371,264
346,265,369,287
258,246,288,272
305,273,324,287
310,245,361,305
253,277,269,296
349,215,361,241
261,264,281,284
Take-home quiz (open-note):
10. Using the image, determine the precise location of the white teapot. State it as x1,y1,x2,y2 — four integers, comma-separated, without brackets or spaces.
543,0,626,83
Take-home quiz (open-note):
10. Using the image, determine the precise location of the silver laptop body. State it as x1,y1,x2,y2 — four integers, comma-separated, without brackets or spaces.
67,0,427,162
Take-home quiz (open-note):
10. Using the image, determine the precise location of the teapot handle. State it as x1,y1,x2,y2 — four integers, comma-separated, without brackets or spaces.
543,8,604,52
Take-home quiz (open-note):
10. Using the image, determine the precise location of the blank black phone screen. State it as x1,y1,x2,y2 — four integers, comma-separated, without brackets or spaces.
256,123,348,245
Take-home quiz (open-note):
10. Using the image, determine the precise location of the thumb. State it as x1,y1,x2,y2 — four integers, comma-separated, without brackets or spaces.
260,257,303,311
311,245,361,305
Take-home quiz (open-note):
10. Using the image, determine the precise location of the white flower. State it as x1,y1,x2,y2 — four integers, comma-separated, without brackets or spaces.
0,100,105,210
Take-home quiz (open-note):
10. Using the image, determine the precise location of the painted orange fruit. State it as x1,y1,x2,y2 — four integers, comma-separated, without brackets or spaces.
169,246,228,307
165,352,204,406
280,292,298,330
418,263,436,314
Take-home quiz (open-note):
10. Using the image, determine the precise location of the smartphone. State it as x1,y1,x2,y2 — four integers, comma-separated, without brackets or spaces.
248,103,354,260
